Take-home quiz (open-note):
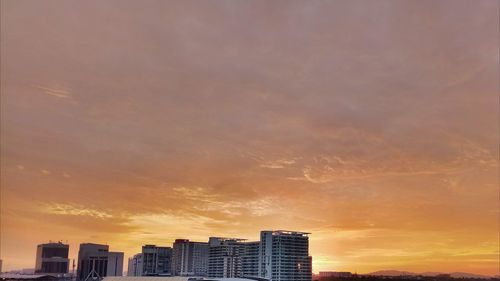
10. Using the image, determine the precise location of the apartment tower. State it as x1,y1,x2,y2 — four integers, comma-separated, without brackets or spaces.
259,230,312,281
35,242,70,275
171,239,208,276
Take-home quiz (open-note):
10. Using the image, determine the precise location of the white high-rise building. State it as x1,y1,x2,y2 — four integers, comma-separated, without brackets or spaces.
259,230,312,281
171,239,208,276
207,237,245,278
240,241,260,278
205,230,311,281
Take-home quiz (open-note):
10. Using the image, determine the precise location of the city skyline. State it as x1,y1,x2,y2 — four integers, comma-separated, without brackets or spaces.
11,229,313,281
1,233,497,278
1,0,499,277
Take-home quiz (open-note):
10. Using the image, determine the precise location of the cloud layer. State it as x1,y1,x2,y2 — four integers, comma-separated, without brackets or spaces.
1,0,498,275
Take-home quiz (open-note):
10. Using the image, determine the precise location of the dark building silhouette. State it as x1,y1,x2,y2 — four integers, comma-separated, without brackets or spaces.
34,242,69,275
141,245,172,276
77,243,123,281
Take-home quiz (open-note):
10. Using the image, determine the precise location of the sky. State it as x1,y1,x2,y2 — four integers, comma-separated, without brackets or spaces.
1,0,499,276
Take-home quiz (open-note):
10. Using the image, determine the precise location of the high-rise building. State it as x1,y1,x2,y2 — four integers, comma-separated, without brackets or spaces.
0,259,3,273
77,244,108,280
207,237,246,278
141,245,172,276
240,241,260,278
77,243,124,281
107,252,124,277
92,229,310,281
34,242,69,275
127,254,143,276
171,239,209,276
259,230,312,281
190,241,209,277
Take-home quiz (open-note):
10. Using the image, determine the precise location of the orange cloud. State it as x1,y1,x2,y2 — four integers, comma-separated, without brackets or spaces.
1,0,498,276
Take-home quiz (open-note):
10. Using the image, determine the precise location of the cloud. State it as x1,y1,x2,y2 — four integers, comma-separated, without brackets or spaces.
0,0,498,275
35,85,72,99
260,158,297,169
40,169,51,175
42,203,113,219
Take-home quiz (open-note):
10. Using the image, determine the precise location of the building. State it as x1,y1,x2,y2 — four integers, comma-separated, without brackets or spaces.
34,242,69,275
240,241,260,278
128,229,311,281
0,259,3,273
189,242,208,277
171,239,208,276
77,243,124,281
141,245,172,276
127,254,143,277
259,230,312,281
207,237,247,278
77,244,109,280
107,252,124,277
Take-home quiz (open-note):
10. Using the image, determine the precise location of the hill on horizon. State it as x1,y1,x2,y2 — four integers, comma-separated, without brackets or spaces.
367,270,493,279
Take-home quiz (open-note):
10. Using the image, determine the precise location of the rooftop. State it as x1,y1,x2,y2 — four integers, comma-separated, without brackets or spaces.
265,230,311,236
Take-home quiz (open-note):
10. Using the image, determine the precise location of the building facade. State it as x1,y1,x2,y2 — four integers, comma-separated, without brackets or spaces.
259,231,312,281
107,252,124,277
239,241,260,278
127,229,311,281
141,245,172,276
77,243,124,281
127,254,143,276
207,238,246,278
171,239,208,276
34,242,70,275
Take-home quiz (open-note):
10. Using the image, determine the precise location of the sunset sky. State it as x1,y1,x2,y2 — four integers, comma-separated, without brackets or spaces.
1,0,499,276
